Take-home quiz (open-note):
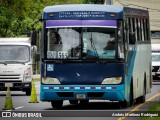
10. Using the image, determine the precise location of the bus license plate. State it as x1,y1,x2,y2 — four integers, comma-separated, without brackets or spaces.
76,94,86,99
5,83,13,87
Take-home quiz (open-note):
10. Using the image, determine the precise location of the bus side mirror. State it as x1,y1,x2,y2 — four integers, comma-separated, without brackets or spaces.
129,32,136,45
35,53,40,61
31,30,37,45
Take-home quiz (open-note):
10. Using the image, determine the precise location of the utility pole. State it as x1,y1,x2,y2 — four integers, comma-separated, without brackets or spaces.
104,0,112,5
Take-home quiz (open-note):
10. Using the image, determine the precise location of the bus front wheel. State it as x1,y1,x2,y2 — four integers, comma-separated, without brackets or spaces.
129,80,134,106
51,100,63,109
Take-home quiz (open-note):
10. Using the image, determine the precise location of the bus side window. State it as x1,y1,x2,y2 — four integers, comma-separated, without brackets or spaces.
141,19,145,41
146,19,150,41
143,19,147,41
124,18,129,44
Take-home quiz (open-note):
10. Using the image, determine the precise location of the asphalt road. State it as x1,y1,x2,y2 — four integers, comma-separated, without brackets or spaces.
0,82,159,120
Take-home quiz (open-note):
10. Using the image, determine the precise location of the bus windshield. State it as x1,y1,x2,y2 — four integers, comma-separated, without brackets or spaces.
0,45,30,63
47,27,116,59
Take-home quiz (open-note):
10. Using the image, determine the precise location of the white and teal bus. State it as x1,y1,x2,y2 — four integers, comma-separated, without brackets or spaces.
32,4,152,108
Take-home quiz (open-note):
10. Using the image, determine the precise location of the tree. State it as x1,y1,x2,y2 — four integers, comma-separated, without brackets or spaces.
0,0,34,37
1,0,102,37
83,0,105,4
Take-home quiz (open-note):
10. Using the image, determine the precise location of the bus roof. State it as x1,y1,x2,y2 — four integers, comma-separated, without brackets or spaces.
44,4,124,13
43,4,149,20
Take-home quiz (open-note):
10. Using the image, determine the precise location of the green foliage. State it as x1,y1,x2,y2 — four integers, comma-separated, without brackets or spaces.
0,0,105,37
0,0,33,37
83,0,105,4
140,102,160,120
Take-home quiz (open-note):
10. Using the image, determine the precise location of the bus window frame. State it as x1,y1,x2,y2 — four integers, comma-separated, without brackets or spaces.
43,21,121,62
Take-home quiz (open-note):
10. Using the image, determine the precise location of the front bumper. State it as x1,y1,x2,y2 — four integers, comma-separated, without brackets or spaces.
40,84,125,102
0,82,31,91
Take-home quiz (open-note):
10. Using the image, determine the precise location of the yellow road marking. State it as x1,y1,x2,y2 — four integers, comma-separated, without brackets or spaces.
117,93,160,120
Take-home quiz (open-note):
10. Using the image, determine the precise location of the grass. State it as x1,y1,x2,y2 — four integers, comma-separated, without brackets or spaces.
140,101,160,120
148,102,160,111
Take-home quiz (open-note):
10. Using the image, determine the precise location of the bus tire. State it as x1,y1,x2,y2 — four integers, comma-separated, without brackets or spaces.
51,100,63,109
138,85,146,103
129,80,134,106
69,100,79,105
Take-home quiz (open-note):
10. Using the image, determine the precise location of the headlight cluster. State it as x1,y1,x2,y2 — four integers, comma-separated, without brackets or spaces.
42,77,61,84
101,77,122,84
24,68,32,81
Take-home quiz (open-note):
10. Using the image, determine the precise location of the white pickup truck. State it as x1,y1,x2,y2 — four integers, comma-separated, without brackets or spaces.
0,38,36,95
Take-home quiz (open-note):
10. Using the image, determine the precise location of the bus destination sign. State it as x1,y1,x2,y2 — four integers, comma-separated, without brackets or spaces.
58,11,106,18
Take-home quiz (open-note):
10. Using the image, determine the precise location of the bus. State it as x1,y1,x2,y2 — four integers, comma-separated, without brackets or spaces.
32,4,152,108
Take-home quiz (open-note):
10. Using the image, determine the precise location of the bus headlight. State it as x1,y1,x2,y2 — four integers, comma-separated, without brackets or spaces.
42,77,61,84
24,68,32,81
101,77,122,84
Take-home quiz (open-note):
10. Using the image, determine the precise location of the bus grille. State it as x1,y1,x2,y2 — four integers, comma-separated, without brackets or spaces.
0,74,22,82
